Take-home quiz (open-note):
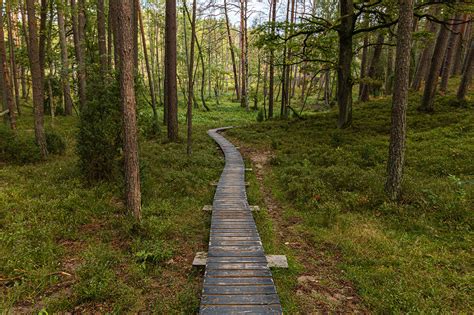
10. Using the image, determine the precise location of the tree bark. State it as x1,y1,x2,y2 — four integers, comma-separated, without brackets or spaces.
360,33,384,102
0,0,16,129
187,0,197,155
165,0,178,141
440,14,463,93
26,0,48,157
411,13,439,91
419,22,450,112
223,0,240,101
138,5,158,129
71,0,87,110
457,39,473,101
116,0,141,220
6,2,20,116
386,0,414,201
239,0,248,110
98,0,107,76
268,0,276,119
337,0,355,128
57,0,74,115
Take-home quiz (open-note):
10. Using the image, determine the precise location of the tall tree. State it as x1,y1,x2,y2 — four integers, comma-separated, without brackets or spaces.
360,33,384,102
138,5,158,129
165,0,178,141
56,0,74,115
386,0,414,200
239,0,248,110
336,0,355,128
440,13,463,93
6,1,21,116
456,39,473,101
0,0,15,129
268,0,276,119
26,0,48,157
223,0,240,100
419,20,450,112
71,0,86,110
98,0,108,76
116,0,141,220
187,0,197,155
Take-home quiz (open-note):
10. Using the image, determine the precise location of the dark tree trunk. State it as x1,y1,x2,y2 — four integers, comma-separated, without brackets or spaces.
98,0,107,76
358,14,369,100
268,0,276,119
138,5,158,128
360,33,384,102
71,0,87,110
223,0,240,101
26,0,48,157
452,16,470,77
420,22,450,112
187,0,197,155
411,13,439,91
6,2,20,116
457,39,473,101
0,0,15,129
386,0,414,201
337,0,355,128
385,34,394,95
57,0,74,115
440,14,463,93
165,0,178,141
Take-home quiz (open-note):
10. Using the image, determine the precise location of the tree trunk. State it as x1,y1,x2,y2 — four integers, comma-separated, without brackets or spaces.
187,0,197,155
26,0,48,157
337,0,354,128
440,14,463,93
452,16,470,77
57,0,74,115
360,33,384,102
239,0,248,110
358,15,369,100
268,0,276,119
386,0,414,201
419,21,450,112
138,5,158,129
457,39,473,101
0,0,16,129
116,0,141,220
385,34,394,95
71,0,87,110
411,11,439,91
223,0,239,101
98,0,107,76
165,0,178,141
6,2,20,116
254,54,261,111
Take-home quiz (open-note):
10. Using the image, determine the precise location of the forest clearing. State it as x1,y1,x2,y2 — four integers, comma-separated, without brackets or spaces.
0,0,473,314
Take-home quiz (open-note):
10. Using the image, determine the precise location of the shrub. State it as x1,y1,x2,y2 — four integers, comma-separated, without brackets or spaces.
46,131,66,155
76,78,122,182
256,109,264,122
0,125,42,164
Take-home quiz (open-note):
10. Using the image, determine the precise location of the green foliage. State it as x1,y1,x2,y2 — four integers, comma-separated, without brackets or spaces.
0,125,41,164
46,131,66,155
256,109,264,122
76,78,122,182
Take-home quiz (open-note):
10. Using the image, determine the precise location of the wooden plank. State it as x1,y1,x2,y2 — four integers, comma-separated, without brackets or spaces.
204,277,275,286
201,127,282,313
201,294,280,305
200,305,282,315
203,285,277,295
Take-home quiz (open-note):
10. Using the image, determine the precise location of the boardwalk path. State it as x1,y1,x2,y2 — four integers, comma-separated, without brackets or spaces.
200,127,282,314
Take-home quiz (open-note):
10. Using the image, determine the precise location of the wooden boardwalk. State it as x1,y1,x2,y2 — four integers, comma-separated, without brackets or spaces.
200,128,282,314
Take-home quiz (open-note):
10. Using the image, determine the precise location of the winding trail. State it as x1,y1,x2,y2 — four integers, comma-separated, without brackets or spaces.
199,127,282,314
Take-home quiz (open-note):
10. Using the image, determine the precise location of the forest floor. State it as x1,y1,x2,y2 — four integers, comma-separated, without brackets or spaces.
1,85,473,313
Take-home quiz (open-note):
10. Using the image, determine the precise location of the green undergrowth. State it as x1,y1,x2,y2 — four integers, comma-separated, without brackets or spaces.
226,91,474,313
0,99,258,313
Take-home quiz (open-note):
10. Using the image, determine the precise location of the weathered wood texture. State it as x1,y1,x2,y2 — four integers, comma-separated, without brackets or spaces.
200,127,282,314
